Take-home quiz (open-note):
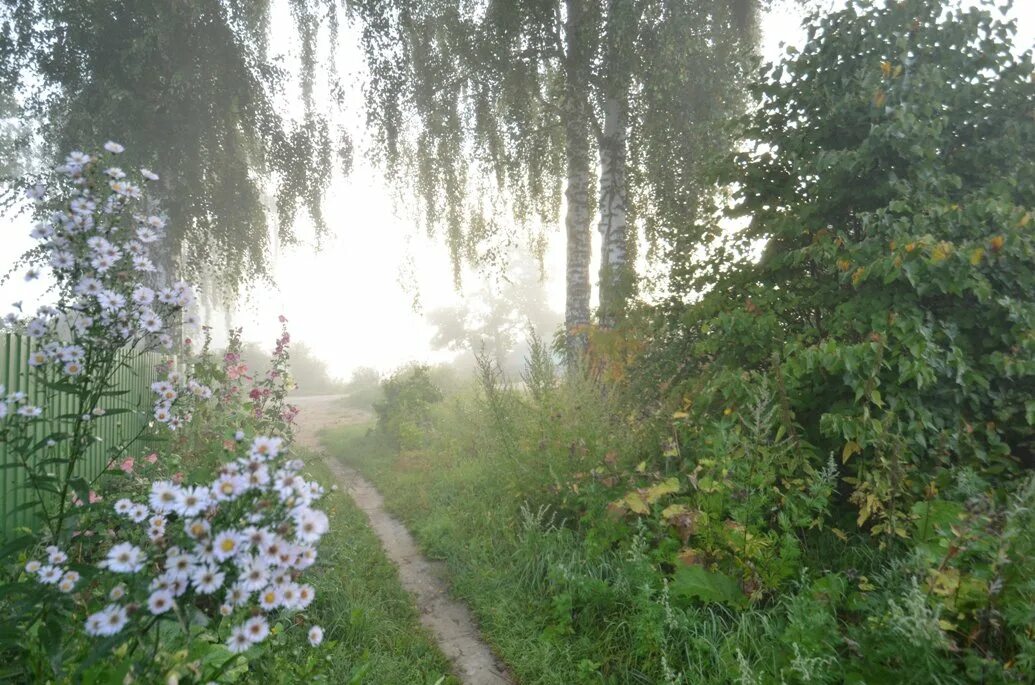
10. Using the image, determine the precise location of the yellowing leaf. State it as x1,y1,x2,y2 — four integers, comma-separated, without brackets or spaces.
643,477,681,504
624,492,649,515
661,504,691,519
873,88,886,107
1019,212,1031,227
635,461,647,473
880,60,892,77
969,247,984,265
672,411,689,419
831,527,848,542
842,441,861,463
930,241,953,263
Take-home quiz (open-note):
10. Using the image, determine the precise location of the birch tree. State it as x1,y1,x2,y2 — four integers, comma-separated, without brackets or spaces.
351,0,759,352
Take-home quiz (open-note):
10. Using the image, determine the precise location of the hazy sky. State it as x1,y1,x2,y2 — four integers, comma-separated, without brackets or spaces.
2,1,1032,381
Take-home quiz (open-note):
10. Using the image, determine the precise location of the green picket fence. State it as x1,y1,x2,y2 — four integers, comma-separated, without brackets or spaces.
0,333,163,535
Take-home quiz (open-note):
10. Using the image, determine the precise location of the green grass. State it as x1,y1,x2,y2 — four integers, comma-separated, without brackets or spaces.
293,447,455,684
318,415,708,685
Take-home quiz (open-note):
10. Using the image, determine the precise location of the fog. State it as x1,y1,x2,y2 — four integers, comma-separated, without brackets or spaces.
3,0,1031,383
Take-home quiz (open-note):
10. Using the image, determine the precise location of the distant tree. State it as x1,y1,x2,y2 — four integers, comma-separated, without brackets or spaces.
286,342,346,396
427,256,562,373
0,0,351,294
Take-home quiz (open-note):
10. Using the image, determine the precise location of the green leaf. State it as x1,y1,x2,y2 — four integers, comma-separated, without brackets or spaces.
671,565,744,606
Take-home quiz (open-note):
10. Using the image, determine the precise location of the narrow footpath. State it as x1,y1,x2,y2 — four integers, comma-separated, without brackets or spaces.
292,395,513,685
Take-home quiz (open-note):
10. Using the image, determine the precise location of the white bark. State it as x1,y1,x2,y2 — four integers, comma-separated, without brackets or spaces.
563,0,592,356
597,95,629,328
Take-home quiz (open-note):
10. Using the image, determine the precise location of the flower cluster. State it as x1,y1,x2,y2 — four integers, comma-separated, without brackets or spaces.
69,435,328,654
23,546,80,593
7,142,196,365
0,385,42,422
150,365,212,430
248,318,299,440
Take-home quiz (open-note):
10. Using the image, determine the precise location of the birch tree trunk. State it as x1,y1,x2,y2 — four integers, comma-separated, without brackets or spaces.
597,95,629,329
563,0,593,357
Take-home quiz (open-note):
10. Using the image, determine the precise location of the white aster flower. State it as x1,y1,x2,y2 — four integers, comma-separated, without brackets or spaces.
131,285,155,305
212,530,242,562
191,565,225,594
243,616,270,644
175,485,210,517
129,503,150,523
37,565,63,584
227,625,251,654
104,141,125,154
96,604,129,636
257,586,280,611
147,589,174,615
184,518,211,540
149,480,180,512
103,542,145,573
296,584,315,609
308,625,324,646
249,436,283,461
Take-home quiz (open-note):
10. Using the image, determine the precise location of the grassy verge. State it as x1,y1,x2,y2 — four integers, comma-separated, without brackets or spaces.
319,416,695,685
291,447,455,684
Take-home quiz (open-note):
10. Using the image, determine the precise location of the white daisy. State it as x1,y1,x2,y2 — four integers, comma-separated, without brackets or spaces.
104,141,125,154
308,625,324,646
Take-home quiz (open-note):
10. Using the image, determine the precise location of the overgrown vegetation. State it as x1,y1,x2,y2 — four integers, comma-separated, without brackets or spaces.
326,2,1035,682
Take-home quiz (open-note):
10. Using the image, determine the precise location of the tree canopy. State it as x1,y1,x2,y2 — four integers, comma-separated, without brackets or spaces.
0,0,351,294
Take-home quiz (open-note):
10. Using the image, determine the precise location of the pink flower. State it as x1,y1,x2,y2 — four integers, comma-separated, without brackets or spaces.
172,472,184,484
145,452,158,464
278,315,287,323
119,457,135,473
72,491,102,507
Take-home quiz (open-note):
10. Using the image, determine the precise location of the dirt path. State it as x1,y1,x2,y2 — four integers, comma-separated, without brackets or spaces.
292,395,514,685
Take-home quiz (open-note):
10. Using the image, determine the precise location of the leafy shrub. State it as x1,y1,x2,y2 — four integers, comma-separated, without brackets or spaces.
373,364,443,448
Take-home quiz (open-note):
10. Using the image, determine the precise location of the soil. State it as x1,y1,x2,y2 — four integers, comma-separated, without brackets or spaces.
292,395,514,685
